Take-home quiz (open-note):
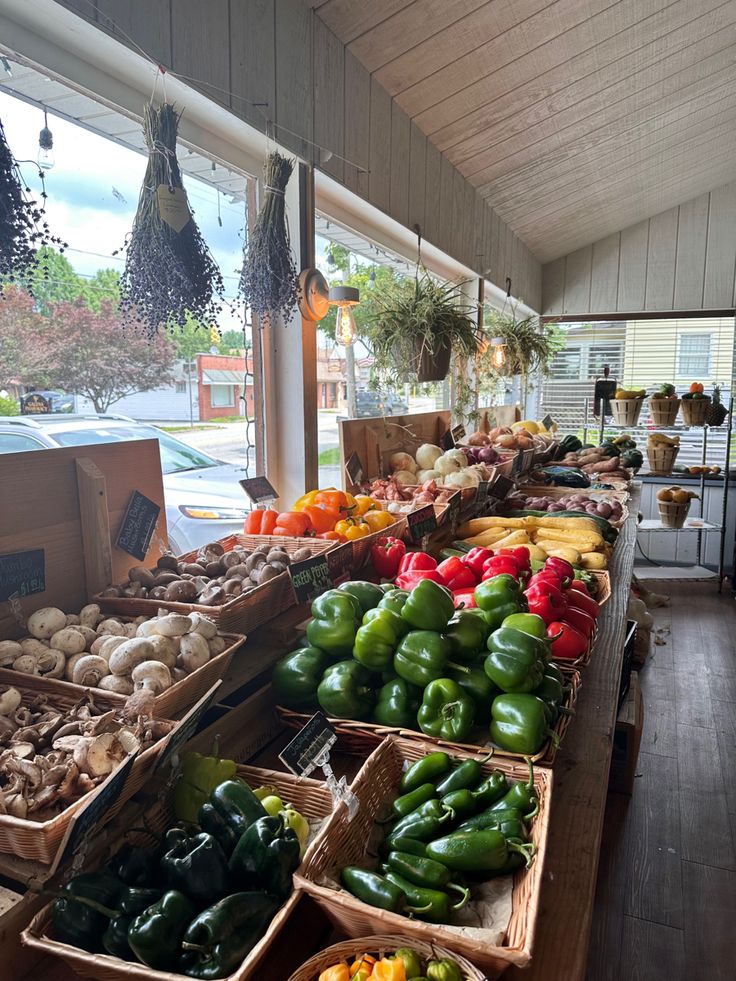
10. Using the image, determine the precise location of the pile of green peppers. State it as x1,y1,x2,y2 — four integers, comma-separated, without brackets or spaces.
273,576,571,756
51,777,301,978
341,750,538,923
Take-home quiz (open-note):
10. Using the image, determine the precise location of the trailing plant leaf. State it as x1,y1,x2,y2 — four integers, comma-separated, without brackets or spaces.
239,151,299,322
120,102,224,335
0,117,66,291
483,309,563,379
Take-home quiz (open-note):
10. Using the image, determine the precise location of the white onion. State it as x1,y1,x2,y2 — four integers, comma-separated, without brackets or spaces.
416,469,440,482
393,469,417,485
415,443,443,469
390,452,417,473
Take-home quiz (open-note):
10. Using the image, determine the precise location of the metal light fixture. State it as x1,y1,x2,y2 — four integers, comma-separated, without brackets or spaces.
1,57,12,77
326,246,336,269
490,336,507,369
367,266,376,288
329,285,360,347
38,110,54,170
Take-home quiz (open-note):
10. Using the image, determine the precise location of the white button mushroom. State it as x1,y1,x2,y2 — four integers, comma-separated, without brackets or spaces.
188,612,218,640
98,675,135,696
97,619,127,637
147,635,178,669
0,687,22,716
178,633,211,673
0,641,22,668
49,627,87,656
154,614,193,638
27,607,67,640
108,639,154,676
131,660,172,694
79,604,102,628
71,655,109,687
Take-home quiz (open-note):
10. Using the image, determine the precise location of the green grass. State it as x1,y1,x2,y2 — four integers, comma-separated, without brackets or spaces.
318,447,340,465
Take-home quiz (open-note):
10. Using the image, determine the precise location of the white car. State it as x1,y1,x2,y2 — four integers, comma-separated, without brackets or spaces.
0,415,251,553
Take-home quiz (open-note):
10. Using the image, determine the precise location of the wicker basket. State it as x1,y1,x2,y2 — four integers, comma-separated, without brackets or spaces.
0,631,243,720
0,673,175,863
22,763,334,981
296,735,553,975
610,398,644,426
648,398,680,427
591,570,611,606
287,934,486,981
646,442,679,475
680,397,710,426
658,499,691,528
278,669,580,765
96,535,338,634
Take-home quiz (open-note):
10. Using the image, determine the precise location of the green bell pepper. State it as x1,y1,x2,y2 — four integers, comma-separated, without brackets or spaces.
434,752,493,796
399,750,451,793
394,631,462,687
490,693,557,755
51,872,123,953
417,678,475,742
363,606,409,635
427,828,534,872
532,672,569,706
306,590,361,656
426,958,465,981
444,611,488,662
484,626,548,692
353,609,404,670
208,779,267,838
374,677,421,727
383,871,469,924
161,831,230,906
338,580,385,613
502,612,548,639
474,574,526,630
173,742,237,824
378,588,410,616
449,664,499,723
317,660,376,719
545,661,566,686
228,814,301,899
128,890,196,971
272,646,332,709
400,579,455,632
180,892,280,979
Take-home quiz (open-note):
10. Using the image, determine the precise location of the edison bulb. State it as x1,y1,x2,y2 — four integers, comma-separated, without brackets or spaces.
492,344,506,369
336,305,357,346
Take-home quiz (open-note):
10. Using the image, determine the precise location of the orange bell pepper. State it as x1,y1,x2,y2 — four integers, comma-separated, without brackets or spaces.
304,504,340,534
314,488,357,513
318,530,347,542
319,966,350,981
274,511,312,537
244,508,278,535
363,510,395,532
370,959,406,981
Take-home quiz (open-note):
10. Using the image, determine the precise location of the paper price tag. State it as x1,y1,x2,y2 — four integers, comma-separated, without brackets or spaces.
115,492,160,561
239,476,278,505
452,424,466,443
407,503,438,542
289,553,334,603
0,549,45,603
157,185,191,232
344,451,364,486
155,682,222,772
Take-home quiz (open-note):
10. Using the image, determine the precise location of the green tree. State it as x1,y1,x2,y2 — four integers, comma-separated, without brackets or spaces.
219,329,250,352
28,247,119,312
167,313,220,361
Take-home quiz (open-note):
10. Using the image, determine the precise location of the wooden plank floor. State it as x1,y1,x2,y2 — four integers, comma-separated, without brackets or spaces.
586,581,736,981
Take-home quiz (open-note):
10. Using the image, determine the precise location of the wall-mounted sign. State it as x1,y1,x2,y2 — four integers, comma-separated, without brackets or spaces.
344,451,364,486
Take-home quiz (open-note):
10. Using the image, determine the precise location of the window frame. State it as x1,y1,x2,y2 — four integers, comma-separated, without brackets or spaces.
210,384,235,408
676,332,713,379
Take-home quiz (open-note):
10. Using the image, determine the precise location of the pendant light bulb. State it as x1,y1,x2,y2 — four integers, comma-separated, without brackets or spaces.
336,305,357,346
38,111,54,170
490,336,506,369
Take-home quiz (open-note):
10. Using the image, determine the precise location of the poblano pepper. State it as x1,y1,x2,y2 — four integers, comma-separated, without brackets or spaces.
51,872,123,953
484,626,548,692
208,779,267,838
444,611,489,661
228,814,300,899
173,741,237,824
374,677,421,727
272,646,332,709
198,802,241,856
118,886,162,917
113,844,157,887
179,892,280,979
128,890,196,971
338,579,385,613
353,609,404,670
400,579,455,632
474,574,526,630
317,660,376,719
417,678,475,742
490,693,558,756
161,831,230,906
102,914,134,959
306,589,361,656
394,631,464,688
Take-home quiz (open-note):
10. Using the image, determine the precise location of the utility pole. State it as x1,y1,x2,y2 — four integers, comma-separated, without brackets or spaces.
343,259,357,418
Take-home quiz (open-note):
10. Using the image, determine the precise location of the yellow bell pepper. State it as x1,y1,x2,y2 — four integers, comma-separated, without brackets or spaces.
292,490,319,511
363,510,395,532
335,518,371,540
353,494,377,515
370,959,406,981
350,954,377,977
319,966,349,981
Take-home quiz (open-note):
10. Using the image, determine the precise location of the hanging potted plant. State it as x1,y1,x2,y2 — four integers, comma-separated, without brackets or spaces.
363,270,481,384
483,309,562,379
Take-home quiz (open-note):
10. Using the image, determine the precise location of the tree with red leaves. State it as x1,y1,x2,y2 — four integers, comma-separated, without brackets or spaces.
0,285,46,390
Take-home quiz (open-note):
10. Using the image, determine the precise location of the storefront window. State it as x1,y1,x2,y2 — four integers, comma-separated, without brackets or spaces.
210,384,235,408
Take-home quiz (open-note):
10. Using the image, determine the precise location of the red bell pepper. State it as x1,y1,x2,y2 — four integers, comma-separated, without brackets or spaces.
398,552,437,575
567,586,600,620
498,547,532,576
460,547,492,578
571,578,592,595
436,556,477,590
482,556,523,581
395,569,447,591
244,508,278,535
452,588,477,609
527,570,567,590
564,604,595,638
544,556,575,587
547,621,588,661
370,536,407,579
524,578,568,625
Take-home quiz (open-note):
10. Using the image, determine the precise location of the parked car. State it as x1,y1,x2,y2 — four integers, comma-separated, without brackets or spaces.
355,390,409,418
0,415,250,553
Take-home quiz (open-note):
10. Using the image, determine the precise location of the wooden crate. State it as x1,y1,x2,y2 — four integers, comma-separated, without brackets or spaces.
609,671,644,795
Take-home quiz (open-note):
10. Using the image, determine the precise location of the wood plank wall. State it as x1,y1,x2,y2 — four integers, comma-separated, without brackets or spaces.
55,0,541,309
542,181,736,317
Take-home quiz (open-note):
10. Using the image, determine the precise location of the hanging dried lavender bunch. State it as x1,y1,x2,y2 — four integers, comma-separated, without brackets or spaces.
239,150,299,323
120,102,224,335
0,116,66,290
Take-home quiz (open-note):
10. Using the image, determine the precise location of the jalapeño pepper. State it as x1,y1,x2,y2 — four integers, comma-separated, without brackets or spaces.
489,759,540,819
434,752,493,796
340,867,430,914
471,770,509,808
390,798,455,841
457,805,529,840
440,788,477,820
383,871,469,924
427,829,535,872
398,751,451,793
392,782,437,818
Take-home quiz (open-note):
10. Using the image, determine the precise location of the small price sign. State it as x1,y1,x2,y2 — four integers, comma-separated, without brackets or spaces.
541,414,555,431
407,503,438,542
441,429,455,451
239,476,278,505
489,475,514,500
0,548,45,603
447,490,461,526
512,452,523,474
475,481,491,512
155,683,222,771
289,553,334,603
452,424,466,443
344,451,364,486
326,543,354,583
115,491,160,561
279,712,337,777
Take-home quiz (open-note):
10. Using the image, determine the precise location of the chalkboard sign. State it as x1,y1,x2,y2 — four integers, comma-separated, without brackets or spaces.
155,682,222,772
512,451,523,474
0,548,45,602
20,393,51,414
326,543,354,584
441,429,455,451
489,474,514,500
240,475,278,505
279,711,337,777
452,424,466,443
116,491,161,561
407,503,438,542
289,553,334,603
447,490,461,526
344,451,364,486
51,752,137,875
541,414,555,431
475,481,491,512
522,448,536,470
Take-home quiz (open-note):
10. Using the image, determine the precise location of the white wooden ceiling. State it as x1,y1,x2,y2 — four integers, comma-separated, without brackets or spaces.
310,0,736,262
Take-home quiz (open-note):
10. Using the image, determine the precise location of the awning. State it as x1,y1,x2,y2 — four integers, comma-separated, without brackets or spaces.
201,370,242,385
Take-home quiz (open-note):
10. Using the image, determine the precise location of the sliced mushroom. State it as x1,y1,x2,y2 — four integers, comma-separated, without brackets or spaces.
6,741,35,758
57,762,79,800
4,793,28,818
